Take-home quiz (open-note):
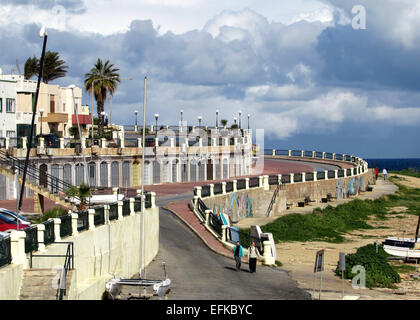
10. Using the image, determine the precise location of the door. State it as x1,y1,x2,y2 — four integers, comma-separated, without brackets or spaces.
39,164,48,188
207,159,213,180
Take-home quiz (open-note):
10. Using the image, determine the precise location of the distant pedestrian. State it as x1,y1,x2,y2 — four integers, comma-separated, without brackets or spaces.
375,167,379,180
383,168,388,180
233,241,244,272
248,241,262,273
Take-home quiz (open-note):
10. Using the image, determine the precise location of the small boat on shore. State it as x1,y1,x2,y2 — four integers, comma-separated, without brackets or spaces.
383,214,420,259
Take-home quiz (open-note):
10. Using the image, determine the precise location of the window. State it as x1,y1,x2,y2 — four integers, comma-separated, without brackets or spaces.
6,131,16,138
6,98,15,113
0,98,2,112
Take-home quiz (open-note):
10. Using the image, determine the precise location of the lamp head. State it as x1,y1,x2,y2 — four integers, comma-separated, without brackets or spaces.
216,109,219,114
154,113,159,119
39,108,44,115
68,84,76,89
134,110,138,115
39,27,47,38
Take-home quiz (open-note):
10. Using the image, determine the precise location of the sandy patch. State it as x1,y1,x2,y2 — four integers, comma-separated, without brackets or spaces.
276,175,420,300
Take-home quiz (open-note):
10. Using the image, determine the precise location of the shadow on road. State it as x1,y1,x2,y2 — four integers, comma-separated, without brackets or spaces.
224,266,252,273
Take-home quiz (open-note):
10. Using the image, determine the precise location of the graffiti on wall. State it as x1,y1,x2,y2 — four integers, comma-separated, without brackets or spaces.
337,176,364,198
336,179,346,200
213,192,254,223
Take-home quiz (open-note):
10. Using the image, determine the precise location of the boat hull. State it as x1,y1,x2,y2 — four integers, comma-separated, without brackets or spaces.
383,245,420,259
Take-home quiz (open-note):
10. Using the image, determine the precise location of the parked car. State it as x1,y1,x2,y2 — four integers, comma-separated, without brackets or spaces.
0,212,29,232
36,134,60,148
0,208,32,227
0,231,10,239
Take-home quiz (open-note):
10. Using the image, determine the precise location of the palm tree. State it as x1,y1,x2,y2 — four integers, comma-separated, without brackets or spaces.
24,56,39,80
42,51,68,84
23,51,68,83
84,59,120,137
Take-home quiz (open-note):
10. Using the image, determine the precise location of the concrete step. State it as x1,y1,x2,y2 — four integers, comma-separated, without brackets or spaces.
20,269,73,300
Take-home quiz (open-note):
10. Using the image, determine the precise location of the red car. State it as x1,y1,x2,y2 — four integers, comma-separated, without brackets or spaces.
0,212,29,232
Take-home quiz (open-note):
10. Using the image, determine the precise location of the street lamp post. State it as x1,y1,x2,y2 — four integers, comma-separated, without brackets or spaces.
39,108,44,135
216,109,219,128
134,110,138,132
198,116,202,128
154,113,159,136
247,114,250,130
18,26,48,214
239,110,242,129
233,117,237,126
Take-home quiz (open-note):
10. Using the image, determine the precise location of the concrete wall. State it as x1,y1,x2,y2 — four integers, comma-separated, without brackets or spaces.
203,188,287,221
0,204,159,300
201,172,372,219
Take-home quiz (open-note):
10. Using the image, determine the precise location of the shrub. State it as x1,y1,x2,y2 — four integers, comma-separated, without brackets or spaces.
33,206,68,223
335,244,401,289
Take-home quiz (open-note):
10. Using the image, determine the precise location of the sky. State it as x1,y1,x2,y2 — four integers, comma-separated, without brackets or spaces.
0,0,419,158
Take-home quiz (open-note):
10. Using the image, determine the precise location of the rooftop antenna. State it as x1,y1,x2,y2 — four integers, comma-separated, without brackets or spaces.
16,59,21,76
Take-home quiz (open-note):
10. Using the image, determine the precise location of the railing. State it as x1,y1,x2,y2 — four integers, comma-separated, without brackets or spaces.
236,179,246,190
0,236,11,268
305,172,314,181
60,215,72,238
0,150,77,200
77,210,89,232
226,181,234,193
109,202,119,220
24,226,39,253
213,183,222,195
266,184,280,217
201,185,210,197
43,220,55,245
268,175,278,185
317,171,325,180
208,213,223,237
281,174,291,184
94,206,105,225
196,198,208,221
58,242,74,300
294,173,303,183
249,177,259,188
122,199,130,216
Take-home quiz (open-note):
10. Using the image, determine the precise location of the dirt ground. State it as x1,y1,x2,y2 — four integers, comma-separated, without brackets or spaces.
271,175,420,300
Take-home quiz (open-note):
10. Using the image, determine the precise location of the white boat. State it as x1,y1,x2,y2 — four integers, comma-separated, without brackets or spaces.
105,277,171,300
382,214,420,259
383,244,420,259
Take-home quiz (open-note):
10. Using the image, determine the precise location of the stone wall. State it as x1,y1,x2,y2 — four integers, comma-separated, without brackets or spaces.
0,205,159,300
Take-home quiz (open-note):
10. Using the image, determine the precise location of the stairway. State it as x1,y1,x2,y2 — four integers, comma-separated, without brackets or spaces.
0,150,73,210
19,269,73,300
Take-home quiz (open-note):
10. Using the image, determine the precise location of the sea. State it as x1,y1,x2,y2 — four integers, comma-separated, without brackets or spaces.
365,158,420,172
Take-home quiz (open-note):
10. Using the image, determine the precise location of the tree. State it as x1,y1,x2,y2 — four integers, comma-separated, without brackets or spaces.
66,183,91,211
84,59,120,137
221,119,228,128
24,56,39,80
23,51,68,83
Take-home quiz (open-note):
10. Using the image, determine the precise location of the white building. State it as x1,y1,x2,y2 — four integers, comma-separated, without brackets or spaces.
0,76,17,140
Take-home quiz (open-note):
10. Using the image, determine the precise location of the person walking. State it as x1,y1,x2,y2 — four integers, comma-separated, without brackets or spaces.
382,168,388,180
233,241,244,272
248,241,262,273
375,167,379,180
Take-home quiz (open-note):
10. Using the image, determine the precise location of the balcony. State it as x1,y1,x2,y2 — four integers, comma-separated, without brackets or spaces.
44,113,68,123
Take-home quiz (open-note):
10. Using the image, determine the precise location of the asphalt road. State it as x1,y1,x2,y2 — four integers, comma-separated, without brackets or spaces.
140,194,310,300
121,158,337,300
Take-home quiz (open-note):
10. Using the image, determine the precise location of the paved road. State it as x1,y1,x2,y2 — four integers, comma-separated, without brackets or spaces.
140,194,310,300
